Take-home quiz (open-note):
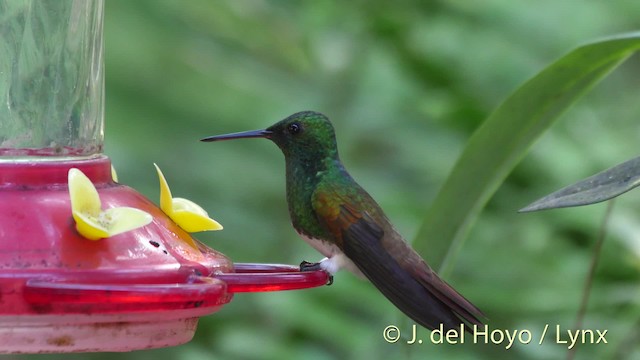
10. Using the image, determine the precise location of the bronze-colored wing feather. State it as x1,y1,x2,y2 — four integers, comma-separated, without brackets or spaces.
313,184,484,331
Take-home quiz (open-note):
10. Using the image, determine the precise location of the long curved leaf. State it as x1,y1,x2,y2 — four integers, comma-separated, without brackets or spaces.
412,32,640,276
520,155,640,212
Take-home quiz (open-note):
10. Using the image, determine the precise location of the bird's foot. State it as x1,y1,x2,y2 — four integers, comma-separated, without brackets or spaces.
299,260,321,271
299,260,334,286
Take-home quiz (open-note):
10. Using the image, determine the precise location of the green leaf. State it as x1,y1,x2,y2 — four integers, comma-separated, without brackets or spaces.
520,155,640,212
413,32,640,276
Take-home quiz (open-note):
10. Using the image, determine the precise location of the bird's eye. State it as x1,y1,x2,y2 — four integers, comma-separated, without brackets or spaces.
288,122,302,135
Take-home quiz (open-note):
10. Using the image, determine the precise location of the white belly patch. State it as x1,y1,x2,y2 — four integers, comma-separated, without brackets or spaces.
297,232,365,278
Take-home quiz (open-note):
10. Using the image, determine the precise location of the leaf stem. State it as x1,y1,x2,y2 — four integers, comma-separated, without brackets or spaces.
567,200,615,360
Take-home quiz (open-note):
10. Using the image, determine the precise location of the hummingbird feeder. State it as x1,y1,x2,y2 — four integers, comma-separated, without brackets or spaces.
0,0,328,353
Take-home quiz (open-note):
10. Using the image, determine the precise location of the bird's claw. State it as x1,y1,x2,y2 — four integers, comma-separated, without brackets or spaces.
299,260,334,286
299,260,320,271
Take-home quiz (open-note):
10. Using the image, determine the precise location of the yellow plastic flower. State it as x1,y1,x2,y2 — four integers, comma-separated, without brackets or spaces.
68,168,152,240
111,164,119,182
154,163,223,233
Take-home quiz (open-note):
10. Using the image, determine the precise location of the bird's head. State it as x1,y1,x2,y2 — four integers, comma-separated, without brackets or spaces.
201,111,339,160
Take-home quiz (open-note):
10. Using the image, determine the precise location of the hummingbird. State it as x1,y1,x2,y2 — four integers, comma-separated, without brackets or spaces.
201,111,484,331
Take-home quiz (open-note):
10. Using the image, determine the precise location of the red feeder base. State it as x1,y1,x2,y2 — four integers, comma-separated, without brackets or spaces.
0,156,328,353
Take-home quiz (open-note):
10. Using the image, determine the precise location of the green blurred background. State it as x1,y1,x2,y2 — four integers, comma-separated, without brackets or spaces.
12,0,640,359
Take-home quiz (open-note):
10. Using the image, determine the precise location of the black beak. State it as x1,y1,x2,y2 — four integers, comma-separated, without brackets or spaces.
200,129,272,142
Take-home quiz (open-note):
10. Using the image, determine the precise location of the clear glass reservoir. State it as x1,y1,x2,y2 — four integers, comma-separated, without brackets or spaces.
0,0,104,158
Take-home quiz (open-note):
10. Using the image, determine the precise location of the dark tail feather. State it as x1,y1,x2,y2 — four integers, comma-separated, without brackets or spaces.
415,269,485,332
342,222,484,331
363,259,484,332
